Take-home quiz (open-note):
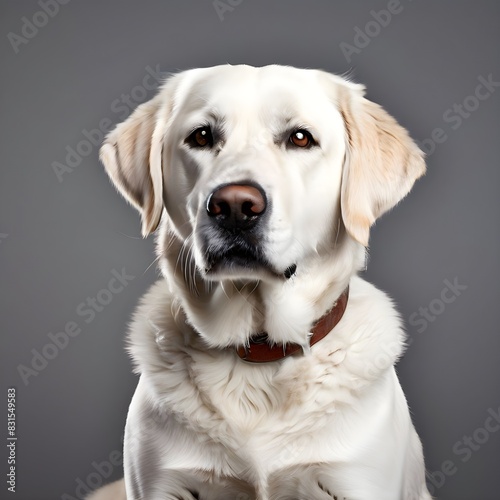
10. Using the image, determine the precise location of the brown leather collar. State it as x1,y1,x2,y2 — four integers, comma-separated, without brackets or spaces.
236,287,349,363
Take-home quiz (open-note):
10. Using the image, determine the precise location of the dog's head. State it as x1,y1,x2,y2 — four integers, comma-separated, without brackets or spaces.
100,64,425,346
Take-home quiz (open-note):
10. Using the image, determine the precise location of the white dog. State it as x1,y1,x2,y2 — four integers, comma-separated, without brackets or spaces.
89,64,431,500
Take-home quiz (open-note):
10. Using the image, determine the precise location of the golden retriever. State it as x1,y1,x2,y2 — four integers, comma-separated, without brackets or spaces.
90,64,431,500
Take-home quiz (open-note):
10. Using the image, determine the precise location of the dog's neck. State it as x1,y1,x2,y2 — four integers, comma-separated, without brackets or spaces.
235,285,349,362
159,224,363,350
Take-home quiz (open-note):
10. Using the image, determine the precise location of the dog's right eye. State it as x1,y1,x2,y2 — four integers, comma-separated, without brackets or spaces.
185,126,214,148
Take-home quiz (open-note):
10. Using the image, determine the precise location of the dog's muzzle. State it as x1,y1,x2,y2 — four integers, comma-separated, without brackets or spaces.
201,182,296,279
200,182,269,275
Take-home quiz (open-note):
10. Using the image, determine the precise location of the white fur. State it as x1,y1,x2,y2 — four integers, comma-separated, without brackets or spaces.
93,64,431,499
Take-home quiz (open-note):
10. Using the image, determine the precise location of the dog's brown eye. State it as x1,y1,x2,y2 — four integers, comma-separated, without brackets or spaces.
186,126,213,148
289,130,314,148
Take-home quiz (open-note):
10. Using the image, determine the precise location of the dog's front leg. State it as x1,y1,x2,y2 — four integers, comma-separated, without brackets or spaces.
123,378,203,499
123,377,257,499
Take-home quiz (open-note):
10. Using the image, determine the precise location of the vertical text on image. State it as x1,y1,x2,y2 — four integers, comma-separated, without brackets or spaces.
7,387,17,493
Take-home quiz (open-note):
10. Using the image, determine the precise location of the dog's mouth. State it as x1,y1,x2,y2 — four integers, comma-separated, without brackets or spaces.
203,241,296,281
204,241,269,276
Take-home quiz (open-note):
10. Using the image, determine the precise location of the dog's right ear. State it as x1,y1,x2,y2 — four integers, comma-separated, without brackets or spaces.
100,87,172,237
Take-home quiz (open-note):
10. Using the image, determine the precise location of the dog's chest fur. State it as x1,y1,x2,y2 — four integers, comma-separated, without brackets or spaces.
125,276,406,496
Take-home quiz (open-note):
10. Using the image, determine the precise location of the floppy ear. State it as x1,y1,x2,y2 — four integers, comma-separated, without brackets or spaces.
100,93,168,237
339,85,426,247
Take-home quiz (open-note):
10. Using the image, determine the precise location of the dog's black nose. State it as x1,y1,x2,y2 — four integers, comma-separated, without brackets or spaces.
206,183,267,230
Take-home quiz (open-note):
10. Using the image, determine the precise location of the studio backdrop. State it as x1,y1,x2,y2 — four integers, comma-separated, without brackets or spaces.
1,1,499,499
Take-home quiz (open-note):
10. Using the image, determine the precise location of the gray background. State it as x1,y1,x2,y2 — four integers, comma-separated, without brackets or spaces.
1,1,499,499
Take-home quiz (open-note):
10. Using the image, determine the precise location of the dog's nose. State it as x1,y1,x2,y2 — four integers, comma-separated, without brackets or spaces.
206,183,267,230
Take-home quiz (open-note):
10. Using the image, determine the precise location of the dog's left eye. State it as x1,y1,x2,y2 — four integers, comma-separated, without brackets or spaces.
186,126,214,148
289,129,315,148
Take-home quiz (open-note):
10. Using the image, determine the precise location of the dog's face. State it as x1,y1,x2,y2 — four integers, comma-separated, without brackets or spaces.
164,65,350,282
100,64,425,346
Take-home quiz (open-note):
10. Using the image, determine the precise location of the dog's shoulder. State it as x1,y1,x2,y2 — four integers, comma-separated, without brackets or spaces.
323,275,407,382
345,275,405,335
126,279,185,374
272,275,406,411
339,275,407,362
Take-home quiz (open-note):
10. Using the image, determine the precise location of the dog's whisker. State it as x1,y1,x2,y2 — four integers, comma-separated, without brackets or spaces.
143,254,161,275
174,245,185,277
115,231,145,240
234,279,260,301
249,280,260,295
333,218,342,248
219,281,231,300
174,233,194,279
182,241,192,287
187,240,200,296
174,233,199,297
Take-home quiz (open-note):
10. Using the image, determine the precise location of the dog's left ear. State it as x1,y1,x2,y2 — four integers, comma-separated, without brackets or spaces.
100,87,172,237
338,84,426,246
